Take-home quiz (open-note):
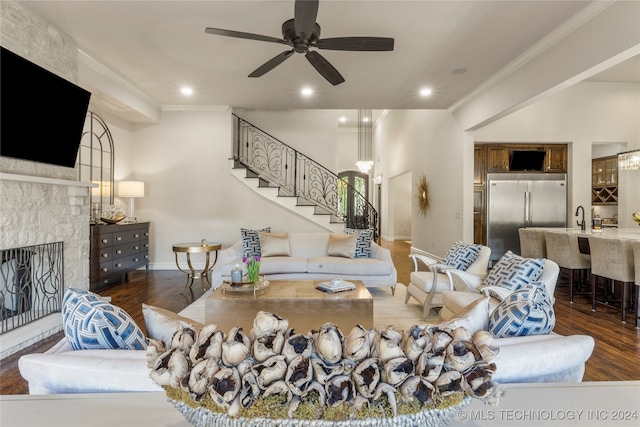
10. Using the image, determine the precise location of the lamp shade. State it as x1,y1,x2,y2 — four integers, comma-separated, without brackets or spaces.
117,181,145,198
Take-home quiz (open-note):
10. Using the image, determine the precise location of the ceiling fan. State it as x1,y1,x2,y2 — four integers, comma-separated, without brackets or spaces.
204,0,394,86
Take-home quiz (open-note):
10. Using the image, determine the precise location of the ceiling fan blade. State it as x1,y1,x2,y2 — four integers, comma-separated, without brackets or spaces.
248,50,295,78
305,50,345,86
294,0,319,40
205,27,289,45
315,37,395,51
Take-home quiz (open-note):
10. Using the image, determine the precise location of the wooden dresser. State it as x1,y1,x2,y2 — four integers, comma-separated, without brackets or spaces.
90,222,150,291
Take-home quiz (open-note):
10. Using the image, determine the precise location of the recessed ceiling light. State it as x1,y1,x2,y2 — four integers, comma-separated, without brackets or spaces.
363,117,370,122
301,87,313,96
419,88,432,97
339,116,347,123
181,86,193,96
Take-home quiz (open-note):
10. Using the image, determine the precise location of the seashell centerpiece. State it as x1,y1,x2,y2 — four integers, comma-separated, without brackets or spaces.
148,311,504,427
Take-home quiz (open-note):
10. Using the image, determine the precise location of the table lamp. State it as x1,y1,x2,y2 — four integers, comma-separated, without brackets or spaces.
117,181,145,223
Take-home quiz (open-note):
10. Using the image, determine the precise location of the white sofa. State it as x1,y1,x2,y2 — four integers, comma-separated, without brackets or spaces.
211,232,397,292
439,259,595,383
18,257,594,393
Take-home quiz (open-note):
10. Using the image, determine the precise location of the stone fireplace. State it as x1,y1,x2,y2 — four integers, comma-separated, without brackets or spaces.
0,1,92,358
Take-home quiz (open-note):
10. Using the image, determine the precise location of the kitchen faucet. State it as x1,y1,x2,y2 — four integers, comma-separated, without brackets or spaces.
575,205,586,231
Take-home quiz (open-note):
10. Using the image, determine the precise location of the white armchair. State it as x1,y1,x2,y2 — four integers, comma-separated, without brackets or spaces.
440,258,560,321
405,245,491,319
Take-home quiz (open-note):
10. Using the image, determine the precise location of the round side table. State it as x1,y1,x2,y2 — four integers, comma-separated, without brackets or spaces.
172,242,222,293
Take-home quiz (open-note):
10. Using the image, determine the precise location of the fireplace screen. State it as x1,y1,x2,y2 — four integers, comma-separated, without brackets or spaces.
0,242,63,333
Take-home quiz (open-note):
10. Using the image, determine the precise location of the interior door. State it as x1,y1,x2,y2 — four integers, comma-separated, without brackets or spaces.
338,171,369,229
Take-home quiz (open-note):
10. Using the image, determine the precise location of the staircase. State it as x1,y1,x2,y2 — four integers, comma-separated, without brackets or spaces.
231,114,378,237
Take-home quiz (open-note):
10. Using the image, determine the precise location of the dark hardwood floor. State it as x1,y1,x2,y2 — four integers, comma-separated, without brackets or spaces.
1,240,639,395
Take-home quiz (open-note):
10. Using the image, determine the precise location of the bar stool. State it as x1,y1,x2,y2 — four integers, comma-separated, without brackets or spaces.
518,228,546,258
544,231,590,303
632,241,640,328
588,236,635,323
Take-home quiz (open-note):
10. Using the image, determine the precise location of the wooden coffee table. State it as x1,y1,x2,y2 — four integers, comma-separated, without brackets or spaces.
205,280,373,333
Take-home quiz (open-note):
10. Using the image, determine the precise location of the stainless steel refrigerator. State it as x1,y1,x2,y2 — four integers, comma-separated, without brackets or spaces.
487,173,567,264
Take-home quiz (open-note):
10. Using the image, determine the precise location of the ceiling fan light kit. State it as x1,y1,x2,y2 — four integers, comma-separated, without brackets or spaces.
205,0,394,85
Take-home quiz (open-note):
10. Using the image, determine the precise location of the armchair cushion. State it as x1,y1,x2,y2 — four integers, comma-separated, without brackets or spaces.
483,250,545,292
241,227,271,257
489,281,555,338
440,241,481,271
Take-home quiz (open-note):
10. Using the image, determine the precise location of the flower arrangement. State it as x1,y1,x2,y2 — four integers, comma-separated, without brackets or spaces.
633,211,640,226
100,204,126,223
148,312,503,427
243,256,261,283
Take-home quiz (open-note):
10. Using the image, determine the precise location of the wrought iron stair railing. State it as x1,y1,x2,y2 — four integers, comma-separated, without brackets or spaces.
232,114,378,239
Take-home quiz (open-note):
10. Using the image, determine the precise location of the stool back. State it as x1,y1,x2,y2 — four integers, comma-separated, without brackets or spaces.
633,241,640,286
545,231,590,270
588,236,634,282
518,228,546,258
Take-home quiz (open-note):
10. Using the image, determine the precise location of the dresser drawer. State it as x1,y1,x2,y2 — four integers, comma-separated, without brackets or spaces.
90,221,150,291
112,229,142,245
113,242,143,259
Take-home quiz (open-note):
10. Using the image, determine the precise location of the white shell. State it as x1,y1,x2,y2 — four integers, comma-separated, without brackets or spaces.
251,354,288,389
381,357,413,386
315,323,344,365
209,367,241,408
221,327,251,366
343,324,374,362
252,311,289,339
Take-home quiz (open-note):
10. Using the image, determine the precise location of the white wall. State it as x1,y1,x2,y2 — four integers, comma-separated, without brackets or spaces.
474,82,640,228
126,109,327,269
375,110,465,255
336,128,358,173
234,110,343,172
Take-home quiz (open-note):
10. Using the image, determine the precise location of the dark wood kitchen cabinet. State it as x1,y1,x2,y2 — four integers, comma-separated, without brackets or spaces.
90,222,150,290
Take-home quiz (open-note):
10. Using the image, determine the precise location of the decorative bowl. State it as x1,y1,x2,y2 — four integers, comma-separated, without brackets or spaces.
101,217,124,224
168,395,472,427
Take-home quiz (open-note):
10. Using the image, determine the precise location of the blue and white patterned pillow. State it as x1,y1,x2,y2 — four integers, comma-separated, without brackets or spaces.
241,227,271,257
483,250,545,291
440,241,481,271
62,288,147,350
344,228,373,258
489,281,555,338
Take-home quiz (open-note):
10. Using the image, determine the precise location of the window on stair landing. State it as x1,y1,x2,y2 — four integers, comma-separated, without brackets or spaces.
338,171,370,229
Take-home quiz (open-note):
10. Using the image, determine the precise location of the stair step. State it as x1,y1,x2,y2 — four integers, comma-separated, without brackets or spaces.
229,159,349,235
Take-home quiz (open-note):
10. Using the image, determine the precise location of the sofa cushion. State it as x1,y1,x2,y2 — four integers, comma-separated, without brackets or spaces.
441,296,490,333
327,233,357,258
259,256,308,274
241,227,271,257
482,250,545,291
288,232,331,258
142,304,204,348
259,232,290,257
489,282,555,338
345,228,373,258
62,288,147,351
441,290,502,317
307,256,392,276
440,241,481,271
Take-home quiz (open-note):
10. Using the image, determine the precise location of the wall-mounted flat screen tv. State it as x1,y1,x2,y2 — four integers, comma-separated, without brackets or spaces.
509,150,546,172
1,46,91,168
